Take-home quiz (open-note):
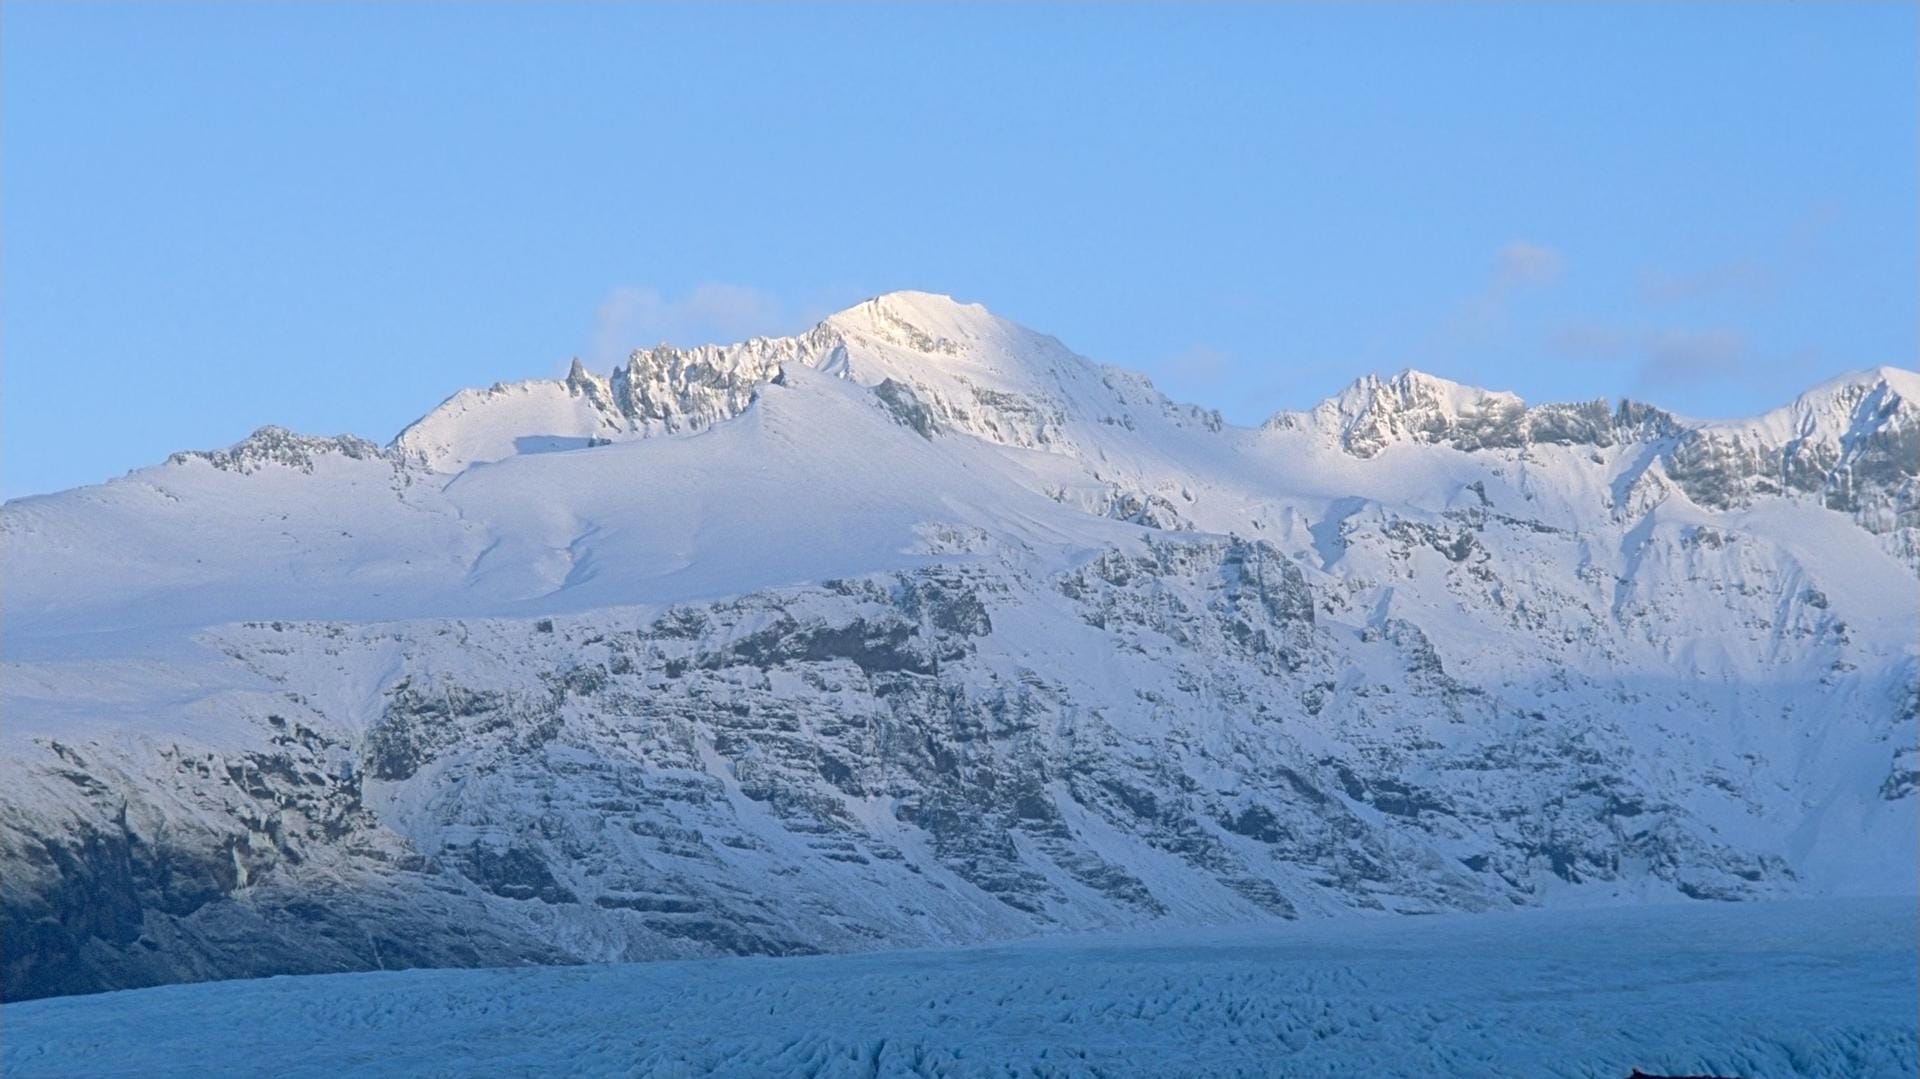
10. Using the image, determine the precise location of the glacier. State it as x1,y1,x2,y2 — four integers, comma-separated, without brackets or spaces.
1,291,1914,1010
3,898,1913,1078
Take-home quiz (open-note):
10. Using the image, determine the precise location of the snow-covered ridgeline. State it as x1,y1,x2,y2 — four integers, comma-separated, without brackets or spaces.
1,292,1912,1003
194,293,1920,565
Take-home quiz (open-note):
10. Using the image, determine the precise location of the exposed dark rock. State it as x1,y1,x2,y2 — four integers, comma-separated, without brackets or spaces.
873,378,938,438
453,843,577,905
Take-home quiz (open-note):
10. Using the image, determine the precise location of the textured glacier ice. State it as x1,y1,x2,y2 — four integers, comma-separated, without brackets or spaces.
4,898,1912,1079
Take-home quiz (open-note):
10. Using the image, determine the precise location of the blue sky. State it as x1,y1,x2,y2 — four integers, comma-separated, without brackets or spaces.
3,3,1914,498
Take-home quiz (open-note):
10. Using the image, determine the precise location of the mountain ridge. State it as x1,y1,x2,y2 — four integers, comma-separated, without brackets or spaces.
2,290,1912,1003
145,291,1920,582
54,290,1903,486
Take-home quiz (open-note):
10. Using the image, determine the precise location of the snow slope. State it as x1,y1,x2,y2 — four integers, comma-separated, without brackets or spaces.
2,292,1914,1002
4,898,1913,1079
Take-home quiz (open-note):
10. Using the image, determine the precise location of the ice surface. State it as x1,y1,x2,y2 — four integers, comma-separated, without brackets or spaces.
4,898,1913,1078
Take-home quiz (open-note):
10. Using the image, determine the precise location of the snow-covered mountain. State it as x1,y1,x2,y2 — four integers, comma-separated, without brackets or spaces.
3,291,1914,1002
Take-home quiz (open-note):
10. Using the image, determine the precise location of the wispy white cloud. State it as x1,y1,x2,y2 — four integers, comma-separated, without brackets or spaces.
1529,206,1849,400
1638,259,1769,304
1547,320,1752,391
1445,240,1566,343
1635,205,1838,306
586,283,814,365
1548,321,1634,362
1495,241,1564,287
1637,328,1747,389
1160,345,1233,383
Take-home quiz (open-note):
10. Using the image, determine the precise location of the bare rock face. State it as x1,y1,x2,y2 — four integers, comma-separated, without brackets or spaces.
168,426,386,475
1663,372,1919,535
607,329,843,435
0,535,1843,1000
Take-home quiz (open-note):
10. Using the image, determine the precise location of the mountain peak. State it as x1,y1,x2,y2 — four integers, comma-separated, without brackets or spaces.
1347,368,1520,408
1699,364,1918,445
844,289,993,324
1288,369,1527,458
821,291,1008,359
1866,364,1919,394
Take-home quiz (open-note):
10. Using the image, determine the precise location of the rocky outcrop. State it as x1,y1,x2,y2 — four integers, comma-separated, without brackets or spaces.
168,427,386,475
608,328,843,435
1664,371,1919,532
